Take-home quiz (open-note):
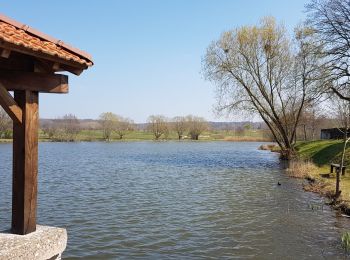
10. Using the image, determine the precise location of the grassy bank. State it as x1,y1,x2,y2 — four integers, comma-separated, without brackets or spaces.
0,129,272,143
293,140,350,212
296,140,350,167
32,129,272,142
76,129,271,142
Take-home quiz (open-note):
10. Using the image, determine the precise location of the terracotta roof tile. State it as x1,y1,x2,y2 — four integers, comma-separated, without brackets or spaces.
0,15,93,68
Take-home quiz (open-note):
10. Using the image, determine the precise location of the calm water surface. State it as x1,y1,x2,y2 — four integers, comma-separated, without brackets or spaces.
1,141,350,259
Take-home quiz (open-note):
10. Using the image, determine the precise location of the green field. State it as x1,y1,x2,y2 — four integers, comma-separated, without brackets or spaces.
36,129,272,142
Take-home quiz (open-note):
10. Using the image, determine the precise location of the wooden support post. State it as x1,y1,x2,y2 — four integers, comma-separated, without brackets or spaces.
11,90,39,235
0,83,22,124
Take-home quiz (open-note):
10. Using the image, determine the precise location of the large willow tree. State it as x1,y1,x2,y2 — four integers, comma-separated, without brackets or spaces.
307,0,350,101
203,17,324,159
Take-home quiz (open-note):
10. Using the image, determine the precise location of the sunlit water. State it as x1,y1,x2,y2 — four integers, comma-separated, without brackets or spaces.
1,141,350,259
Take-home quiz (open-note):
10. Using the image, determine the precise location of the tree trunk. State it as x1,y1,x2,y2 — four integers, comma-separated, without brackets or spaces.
340,137,349,176
336,168,341,198
335,132,349,198
279,145,296,160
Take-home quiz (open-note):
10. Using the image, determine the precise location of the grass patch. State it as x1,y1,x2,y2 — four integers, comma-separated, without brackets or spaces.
295,140,350,212
342,232,350,253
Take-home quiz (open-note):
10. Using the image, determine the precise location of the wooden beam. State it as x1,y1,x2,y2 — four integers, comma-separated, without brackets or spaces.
0,83,22,124
12,90,39,235
0,70,68,93
52,62,60,71
0,52,34,72
34,60,53,73
1,48,11,58
60,64,83,76
34,59,62,74
35,59,83,76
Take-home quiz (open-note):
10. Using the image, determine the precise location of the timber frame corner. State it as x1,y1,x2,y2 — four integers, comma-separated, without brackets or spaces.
0,13,93,235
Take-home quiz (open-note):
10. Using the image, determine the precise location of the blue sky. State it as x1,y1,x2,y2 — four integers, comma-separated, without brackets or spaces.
2,0,308,122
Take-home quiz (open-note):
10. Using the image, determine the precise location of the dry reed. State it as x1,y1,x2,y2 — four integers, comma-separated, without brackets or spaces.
286,160,318,179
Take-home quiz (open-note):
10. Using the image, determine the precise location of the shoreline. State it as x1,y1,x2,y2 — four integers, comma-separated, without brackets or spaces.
261,142,350,217
0,138,272,143
302,176,350,216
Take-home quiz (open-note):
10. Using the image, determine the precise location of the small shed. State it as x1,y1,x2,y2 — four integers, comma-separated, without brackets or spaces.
0,14,93,236
320,128,350,140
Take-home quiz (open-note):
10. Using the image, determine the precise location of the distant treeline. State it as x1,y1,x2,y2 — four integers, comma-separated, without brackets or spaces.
0,109,341,142
39,113,266,141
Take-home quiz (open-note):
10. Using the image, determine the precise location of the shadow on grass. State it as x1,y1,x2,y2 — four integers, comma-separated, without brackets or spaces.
312,142,344,166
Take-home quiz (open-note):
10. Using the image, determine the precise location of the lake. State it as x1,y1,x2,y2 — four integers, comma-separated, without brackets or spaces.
0,141,350,259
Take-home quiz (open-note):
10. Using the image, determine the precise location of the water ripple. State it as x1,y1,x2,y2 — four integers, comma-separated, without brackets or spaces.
0,141,349,259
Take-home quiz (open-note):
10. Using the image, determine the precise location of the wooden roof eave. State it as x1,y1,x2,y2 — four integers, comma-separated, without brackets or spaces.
0,40,89,75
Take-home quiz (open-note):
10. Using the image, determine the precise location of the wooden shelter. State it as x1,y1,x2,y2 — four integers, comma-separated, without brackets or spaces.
321,128,350,140
0,14,93,235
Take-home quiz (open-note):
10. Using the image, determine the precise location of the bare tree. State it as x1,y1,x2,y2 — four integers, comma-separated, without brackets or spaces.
115,116,134,139
203,17,323,158
147,115,168,140
99,112,118,141
298,103,327,141
172,116,188,140
41,119,59,139
235,126,245,137
222,123,234,135
308,107,320,141
0,108,11,139
60,114,81,141
306,0,350,101
186,115,208,140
